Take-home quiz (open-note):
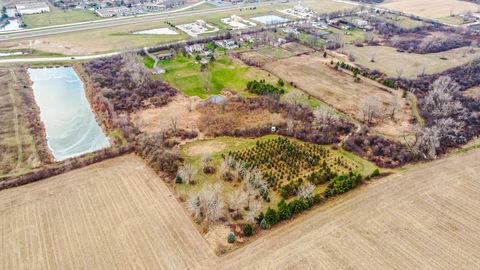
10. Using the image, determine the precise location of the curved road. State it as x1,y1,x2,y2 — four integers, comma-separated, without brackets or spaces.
0,0,285,42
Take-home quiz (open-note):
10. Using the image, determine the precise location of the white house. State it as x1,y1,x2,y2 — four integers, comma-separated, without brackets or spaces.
16,2,50,15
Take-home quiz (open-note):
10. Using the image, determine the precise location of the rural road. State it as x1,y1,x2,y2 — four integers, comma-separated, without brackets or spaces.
0,52,120,64
0,0,286,42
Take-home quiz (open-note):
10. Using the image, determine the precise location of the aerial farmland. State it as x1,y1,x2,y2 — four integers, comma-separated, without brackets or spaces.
0,0,479,269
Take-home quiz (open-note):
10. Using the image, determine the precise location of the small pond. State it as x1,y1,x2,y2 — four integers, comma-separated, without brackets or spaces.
28,67,110,161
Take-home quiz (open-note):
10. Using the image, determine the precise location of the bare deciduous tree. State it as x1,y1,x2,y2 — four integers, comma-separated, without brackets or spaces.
388,94,400,120
170,115,179,133
359,96,382,123
187,183,225,222
245,200,262,224
297,182,315,200
228,190,247,217
424,76,467,119
121,51,148,85
179,163,196,185
314,107,338,130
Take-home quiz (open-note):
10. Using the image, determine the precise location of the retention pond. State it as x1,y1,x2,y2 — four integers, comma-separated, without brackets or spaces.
28,67,110,161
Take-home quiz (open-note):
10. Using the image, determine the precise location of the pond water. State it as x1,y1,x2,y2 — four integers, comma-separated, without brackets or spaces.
133,28,179,35
28,67,110,161
0,19,23,32
251,15,288,25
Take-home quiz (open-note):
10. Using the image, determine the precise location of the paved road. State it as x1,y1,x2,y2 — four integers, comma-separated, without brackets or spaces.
0,0,284,42
0,52,120,64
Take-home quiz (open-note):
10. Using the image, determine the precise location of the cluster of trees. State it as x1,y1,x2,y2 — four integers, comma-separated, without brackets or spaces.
324,172,363,197
246,80,285,96
259,191,321,228
84,52,177,113
136,133,183,177
407,77,470,159
344,131,414,168
186,159,268,224
198,94,354,145
390,33,472,54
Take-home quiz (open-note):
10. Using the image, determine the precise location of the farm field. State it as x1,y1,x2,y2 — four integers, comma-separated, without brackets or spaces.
0,154,216,269
0,147,479,269
263,53,415,139
302,0,356,13
22,9,100,29
379,0,480,23
344,45,480,79
0,67,45,179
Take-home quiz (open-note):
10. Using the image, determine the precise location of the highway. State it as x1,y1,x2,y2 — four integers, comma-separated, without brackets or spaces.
0,0,286,42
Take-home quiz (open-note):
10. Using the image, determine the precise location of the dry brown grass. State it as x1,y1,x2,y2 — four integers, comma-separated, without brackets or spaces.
0,67,46,178
197,97,285,137
379,0,479,20
463,86,480,100
131,94,202,134
263,53,415,140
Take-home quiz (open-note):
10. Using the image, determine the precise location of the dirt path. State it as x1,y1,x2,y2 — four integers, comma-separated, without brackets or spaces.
0,149,479,269
7,69,23,169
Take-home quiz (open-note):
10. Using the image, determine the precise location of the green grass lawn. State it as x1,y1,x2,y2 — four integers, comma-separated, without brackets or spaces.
143,55,155,69
159,54,283,98
23,9,100,28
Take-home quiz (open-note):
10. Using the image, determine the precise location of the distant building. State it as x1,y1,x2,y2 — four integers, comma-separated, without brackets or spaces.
16,2,50,15
95,6,131,17
186,44,205,55
215,39,238,50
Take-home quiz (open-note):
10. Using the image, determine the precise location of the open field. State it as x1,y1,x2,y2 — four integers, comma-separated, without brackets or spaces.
1,147,479,268
379,0,480,23
0,4,293,55
0,154,215,269
302,0,356,13
263,53,415,139
0,67,44,178
344,45,480,79
22,9,99,29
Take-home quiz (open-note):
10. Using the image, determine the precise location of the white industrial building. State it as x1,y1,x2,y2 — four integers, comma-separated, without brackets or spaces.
16,2,50,15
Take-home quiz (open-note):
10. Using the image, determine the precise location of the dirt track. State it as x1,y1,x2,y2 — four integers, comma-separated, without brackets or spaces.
0,150,479,269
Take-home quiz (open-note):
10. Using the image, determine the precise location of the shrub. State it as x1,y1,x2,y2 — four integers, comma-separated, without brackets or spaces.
324,187,333,198
277,200,292,220
243,224,253,236
264,207,279,226
371,169,380,177
260,218,267,230
246,80,285,95
175,175,182,184
228,232,235,243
